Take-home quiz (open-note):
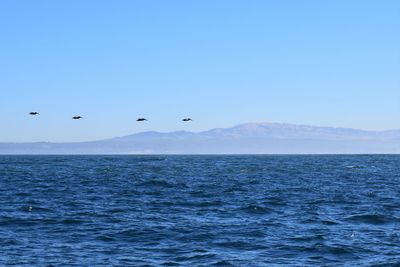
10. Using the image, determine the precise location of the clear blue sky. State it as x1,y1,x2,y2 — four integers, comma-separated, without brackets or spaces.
1,0,399,142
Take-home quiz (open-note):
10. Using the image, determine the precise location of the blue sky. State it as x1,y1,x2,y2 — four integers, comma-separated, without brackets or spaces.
1,0,399,142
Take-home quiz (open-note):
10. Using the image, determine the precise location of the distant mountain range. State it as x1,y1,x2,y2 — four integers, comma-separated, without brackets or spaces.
1,122,399,154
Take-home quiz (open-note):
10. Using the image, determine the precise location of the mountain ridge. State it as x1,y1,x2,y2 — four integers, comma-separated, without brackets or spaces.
110,122,400,141
1,122,399,154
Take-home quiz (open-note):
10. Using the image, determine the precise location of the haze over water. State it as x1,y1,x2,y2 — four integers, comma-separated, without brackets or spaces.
1,155,399,266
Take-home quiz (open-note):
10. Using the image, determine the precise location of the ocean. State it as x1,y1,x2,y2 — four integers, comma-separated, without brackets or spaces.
0,155,399,266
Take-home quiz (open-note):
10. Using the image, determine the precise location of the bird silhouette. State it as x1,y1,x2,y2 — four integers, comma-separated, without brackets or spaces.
72,116,83,120
182,118,192,122
29,112,40,115
136,118,148,122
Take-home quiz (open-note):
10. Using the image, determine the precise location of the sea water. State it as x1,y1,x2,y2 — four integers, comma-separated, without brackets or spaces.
0,155,399,266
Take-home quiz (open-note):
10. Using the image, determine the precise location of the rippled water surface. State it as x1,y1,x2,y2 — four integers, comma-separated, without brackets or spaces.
1,155,400,266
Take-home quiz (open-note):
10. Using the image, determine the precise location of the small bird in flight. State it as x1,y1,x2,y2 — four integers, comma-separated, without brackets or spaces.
136,118,148,122
182,118,192,122
29,112,40,115
72,116,83,120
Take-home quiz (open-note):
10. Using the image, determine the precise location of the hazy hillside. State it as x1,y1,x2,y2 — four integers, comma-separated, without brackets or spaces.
1,122,399,154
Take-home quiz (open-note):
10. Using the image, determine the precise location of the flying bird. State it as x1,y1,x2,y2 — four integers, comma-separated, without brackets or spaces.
72,116,83,120
182,118,192,122
136,118,148,122
29,112,40,115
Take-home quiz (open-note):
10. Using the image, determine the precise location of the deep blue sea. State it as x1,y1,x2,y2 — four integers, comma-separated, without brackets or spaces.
1,155,399,266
